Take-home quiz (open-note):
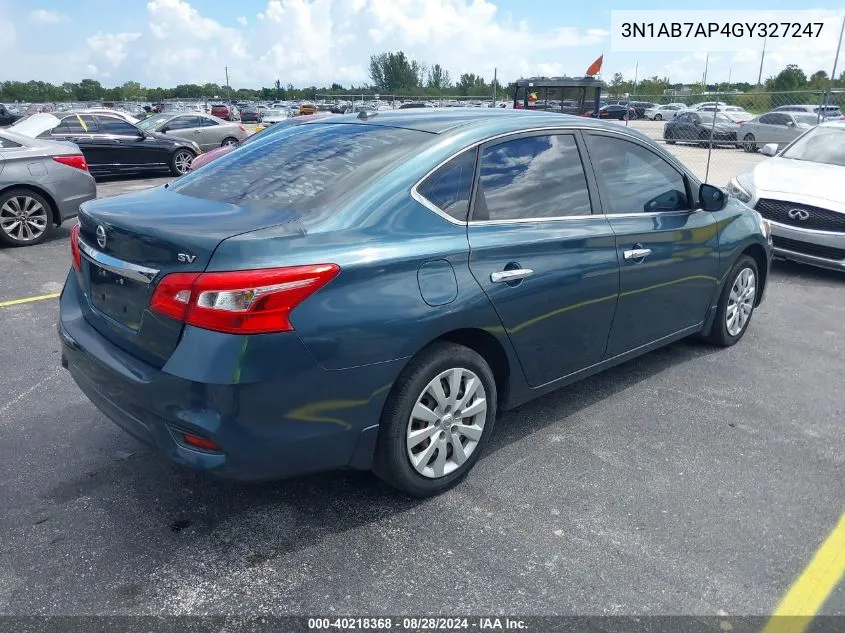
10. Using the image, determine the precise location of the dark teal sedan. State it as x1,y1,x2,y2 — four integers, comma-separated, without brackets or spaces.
58,109,772,497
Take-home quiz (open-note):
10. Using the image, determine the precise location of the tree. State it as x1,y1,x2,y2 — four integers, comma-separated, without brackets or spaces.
427,64,451,90
767,64,808,92
808,70,829,90
331,82,343,91
369,51,421,92
456,73,486,95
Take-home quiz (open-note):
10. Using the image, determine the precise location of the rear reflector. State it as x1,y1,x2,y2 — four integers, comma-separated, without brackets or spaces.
150,264,340,334
53,155,89,172
70,224,81,272
238,125,246,132
181,432,221,452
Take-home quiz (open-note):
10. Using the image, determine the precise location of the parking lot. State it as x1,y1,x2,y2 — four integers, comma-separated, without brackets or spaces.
0,131,843,620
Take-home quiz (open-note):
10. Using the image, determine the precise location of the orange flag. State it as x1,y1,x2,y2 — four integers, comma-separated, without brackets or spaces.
585,55,603,76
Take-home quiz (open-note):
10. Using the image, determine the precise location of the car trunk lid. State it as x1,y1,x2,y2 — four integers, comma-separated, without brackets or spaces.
75,185,303,367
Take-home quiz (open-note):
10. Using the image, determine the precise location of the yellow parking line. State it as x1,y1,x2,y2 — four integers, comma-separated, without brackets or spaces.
0,292,60,308
762,512,845,633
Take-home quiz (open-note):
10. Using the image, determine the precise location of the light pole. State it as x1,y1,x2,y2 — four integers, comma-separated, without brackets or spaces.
756,37,767,87
225,66,231,105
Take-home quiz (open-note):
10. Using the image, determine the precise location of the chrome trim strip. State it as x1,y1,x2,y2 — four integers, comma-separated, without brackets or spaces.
769,219,845,237
77,236,160,284
409,124,658,226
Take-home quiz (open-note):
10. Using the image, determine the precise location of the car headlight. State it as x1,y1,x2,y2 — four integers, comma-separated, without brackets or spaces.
753,210,771,241
726,177,752,203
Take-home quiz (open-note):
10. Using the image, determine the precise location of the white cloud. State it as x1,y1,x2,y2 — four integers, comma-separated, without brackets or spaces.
9,0,842,90
29,9,68,24
86,32,143,67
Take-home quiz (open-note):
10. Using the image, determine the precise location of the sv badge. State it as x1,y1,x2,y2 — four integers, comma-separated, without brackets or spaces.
177,253,197,263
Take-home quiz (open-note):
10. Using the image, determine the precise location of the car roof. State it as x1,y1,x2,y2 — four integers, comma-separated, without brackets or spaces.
310,108,655,143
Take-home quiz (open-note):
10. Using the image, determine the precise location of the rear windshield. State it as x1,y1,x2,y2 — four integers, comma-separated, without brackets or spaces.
172,123,430,209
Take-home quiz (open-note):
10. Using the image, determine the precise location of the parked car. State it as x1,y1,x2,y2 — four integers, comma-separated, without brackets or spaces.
739,112,819,152
772,104,844,120
0,104,22,127
663,111,741,147
628,101,657,119
136,112,249,151
239,106,266,123
78,108,140,125
210,104,239,121
8,113,201,178
0,129,96,246
256,109,289,127
58,109,771,496
189,113,336,170
589,104,636,120
644,104,685,120
727,120,844,271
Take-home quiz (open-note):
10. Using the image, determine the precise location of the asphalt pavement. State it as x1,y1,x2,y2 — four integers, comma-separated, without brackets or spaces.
0,163,843,618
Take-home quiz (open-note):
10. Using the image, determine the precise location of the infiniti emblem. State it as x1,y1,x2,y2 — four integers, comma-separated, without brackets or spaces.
787,208,810,221
96,224,107,248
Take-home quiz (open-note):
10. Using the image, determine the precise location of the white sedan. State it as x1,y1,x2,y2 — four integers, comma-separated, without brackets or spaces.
727,120,845,271
644,103,686,120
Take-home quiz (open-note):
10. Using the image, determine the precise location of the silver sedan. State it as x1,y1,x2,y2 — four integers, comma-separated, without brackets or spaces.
136,113,249,151
738,112,819,152
0,129,96,246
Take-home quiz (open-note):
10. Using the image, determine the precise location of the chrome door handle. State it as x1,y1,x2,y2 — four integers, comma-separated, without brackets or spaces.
623,248,652,260
491,268,534,283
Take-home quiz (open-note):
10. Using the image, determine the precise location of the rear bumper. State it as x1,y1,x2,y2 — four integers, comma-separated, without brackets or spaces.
53,174,97,224
58,272,403,480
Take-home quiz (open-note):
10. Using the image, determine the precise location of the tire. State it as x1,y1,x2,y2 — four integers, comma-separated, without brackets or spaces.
373,342,497,497
664,128,676,145
743,133,758,153
0,188,54,247
699,133,712,149
703,255,759,347
221,137,239,147
654,114,663,121
170,149,195,176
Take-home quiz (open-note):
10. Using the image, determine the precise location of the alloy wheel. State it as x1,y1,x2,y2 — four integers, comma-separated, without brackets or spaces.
726,267,756,337
174,151,193,174
743,134,757,152
0,196,48,243
406,367,487,479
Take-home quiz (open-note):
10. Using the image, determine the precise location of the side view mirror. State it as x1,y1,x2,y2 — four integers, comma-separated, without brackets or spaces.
160,127,168,134
787,121,796,127
761,143,778,156
699,183,728,212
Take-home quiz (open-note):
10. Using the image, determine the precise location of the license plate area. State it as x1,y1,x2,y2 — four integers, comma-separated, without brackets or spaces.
87,262,148,331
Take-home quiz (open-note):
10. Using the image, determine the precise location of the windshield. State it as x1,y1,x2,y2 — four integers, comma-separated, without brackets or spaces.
780,126,845,167
172,123,432,210
137,113,171,130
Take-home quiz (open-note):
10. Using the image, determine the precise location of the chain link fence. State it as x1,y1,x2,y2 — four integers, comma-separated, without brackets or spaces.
605,90,844,186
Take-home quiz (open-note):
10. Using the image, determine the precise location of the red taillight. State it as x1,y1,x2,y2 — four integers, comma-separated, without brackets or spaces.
181,432,221,452
53,155,89,172
150,264,340,334
70,224,82,272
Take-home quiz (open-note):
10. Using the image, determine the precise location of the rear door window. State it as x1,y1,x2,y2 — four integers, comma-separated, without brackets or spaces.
172,123,431,211
473,134,592,221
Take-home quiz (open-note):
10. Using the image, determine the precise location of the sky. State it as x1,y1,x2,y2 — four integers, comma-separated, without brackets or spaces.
1,0,843,90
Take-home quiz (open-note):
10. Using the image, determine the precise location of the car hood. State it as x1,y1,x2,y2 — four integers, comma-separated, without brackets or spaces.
748,157,845,210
